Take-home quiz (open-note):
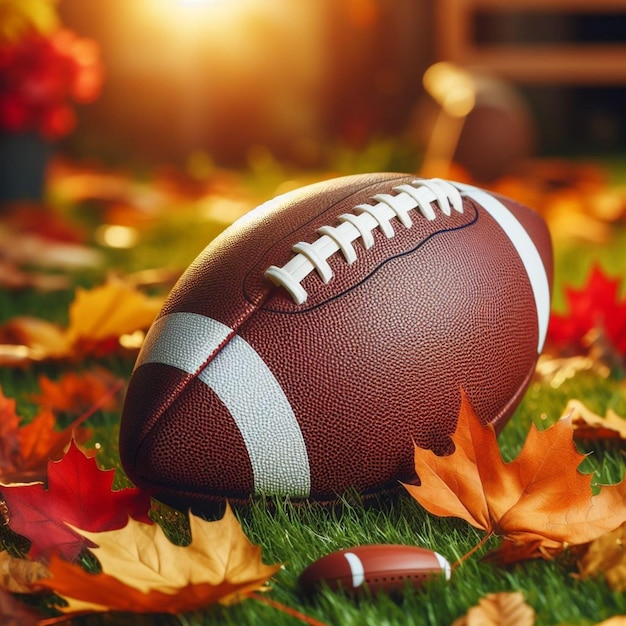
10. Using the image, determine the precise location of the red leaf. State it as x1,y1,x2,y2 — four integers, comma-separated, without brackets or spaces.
2,440,152,561
547,264,626,356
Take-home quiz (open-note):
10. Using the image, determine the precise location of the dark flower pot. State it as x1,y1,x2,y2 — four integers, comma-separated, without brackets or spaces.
0,132,51,203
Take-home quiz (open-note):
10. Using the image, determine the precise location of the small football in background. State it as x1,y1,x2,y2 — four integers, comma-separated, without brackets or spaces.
119,173,553,509
298,544,451,596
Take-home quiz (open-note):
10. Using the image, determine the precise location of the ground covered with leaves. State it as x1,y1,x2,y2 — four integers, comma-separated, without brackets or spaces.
0,157,625,625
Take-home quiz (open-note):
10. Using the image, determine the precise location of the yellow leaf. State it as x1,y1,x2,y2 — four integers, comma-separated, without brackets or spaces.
0,277,164,363
65,277,163,346
0,316,69,361
452,591,535,626
39,504,282,614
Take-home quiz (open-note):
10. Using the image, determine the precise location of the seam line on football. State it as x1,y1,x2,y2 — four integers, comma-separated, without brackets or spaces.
264,178,463,305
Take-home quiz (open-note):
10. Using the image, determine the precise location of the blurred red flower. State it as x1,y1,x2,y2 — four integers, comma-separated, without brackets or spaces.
0,28,103,140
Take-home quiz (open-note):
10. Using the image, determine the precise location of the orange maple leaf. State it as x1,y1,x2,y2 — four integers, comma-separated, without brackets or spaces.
31,368,123,414
0,387,92,484
39,505,281,615
403,391,626,552
0,390,21,477
64,276,163,353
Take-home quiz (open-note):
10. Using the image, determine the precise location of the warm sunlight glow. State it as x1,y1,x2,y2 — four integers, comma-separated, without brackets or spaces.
96,225,139,249
123,0,302,76
423,62,476,118
135,0,260,36
105,0,324,162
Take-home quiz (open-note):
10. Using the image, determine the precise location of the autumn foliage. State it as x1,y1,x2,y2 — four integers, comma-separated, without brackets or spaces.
547,264,626,364
2,440,153,561
39,505,282,614
0,277,164,364
404,391,626,562
0,424,282,617
1,161,625,623
0,385,92,484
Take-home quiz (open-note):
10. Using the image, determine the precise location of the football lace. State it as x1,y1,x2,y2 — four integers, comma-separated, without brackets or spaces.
265,178,464,305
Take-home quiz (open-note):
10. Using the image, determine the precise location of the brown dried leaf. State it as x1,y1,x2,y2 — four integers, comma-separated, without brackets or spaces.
452,591,535,626
482,538,563,567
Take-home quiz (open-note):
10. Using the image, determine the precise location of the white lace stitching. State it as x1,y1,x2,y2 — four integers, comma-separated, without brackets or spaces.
264,178,464,305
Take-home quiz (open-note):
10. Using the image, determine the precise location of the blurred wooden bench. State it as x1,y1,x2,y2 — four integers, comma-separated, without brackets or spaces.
435,0,626,83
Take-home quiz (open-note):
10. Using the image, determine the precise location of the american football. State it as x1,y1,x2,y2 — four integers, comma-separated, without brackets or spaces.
119,173,553,509
298,544,451,596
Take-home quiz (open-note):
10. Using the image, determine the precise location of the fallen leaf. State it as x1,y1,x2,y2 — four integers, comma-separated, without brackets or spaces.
14,409,92,482
0,316,68,363
64,276,163,350
0,201,86,243
0,550,50,593
451,591,535,626
547,264,626,360
403,391,626,552
562,400,626,442
31,368,123,415
0,387,91,484
577,522,626,592
2,440,152,561
39,504,282,614
534,354,611,388
0,588,42,626
0,277,164,364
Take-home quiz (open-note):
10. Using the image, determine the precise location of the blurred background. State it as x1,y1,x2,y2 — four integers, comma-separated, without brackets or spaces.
62,0,626,166
2,0,626,195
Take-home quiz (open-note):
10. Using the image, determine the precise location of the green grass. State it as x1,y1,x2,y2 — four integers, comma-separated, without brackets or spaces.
1,172,626,625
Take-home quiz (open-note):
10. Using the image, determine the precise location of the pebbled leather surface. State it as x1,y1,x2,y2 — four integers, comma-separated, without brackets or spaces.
119,173,553,507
